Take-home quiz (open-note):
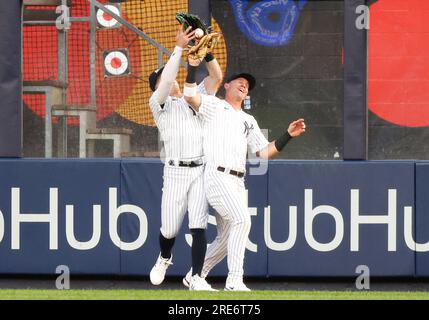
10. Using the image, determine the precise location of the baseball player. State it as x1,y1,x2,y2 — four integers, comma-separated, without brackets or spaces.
183,58,306,291
148,26,222,291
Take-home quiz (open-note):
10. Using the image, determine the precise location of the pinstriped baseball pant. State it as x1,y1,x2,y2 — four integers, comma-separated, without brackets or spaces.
201,210,230,278
160,165,208,239
202,168,251,282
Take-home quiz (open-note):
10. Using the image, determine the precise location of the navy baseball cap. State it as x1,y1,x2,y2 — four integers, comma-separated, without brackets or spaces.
226,73,256,91
149,66,164,92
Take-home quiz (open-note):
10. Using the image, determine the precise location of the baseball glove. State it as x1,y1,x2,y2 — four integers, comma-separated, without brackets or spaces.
176,12,208,33
175,12,221,60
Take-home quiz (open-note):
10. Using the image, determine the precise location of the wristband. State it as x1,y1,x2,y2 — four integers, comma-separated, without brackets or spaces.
184,85,197,97
274,131,292,151
186,64,197,84
204,53,215,63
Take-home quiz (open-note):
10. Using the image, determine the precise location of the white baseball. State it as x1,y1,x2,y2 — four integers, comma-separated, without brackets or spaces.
195,28,204,38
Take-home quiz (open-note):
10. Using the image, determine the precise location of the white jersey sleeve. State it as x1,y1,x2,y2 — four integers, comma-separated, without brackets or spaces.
149,92,171,126
247,117,269,153
153,46,183,104
198,94,220,122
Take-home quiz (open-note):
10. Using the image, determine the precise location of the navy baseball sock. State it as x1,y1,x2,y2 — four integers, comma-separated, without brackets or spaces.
190,228,207,277
159,232,175,259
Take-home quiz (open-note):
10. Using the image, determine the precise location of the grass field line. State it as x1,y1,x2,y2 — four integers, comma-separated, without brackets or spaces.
0,289,429,300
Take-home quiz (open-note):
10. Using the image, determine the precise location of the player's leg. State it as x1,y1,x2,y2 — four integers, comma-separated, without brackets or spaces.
205,171,251,291
182,211,230,288
201,210,231,278
187,167,209,276
150,168,189,285
159,179,187,253
186,167,217,291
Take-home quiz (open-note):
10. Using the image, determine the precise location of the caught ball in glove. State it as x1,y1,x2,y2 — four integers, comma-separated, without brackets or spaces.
188,33,221,60
175,12,221,61
194,28,204,39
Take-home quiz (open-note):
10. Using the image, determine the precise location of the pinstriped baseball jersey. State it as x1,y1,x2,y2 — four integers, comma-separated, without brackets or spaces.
198,95,269,173
149,81,210,237
194,93,269,285
149,81,207,160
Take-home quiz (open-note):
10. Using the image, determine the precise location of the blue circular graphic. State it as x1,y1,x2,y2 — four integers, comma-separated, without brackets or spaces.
229,0,308,46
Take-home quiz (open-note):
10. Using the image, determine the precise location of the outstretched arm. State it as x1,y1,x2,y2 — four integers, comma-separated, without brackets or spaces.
183,56,203,111
202,53,223,95
257,119,306,160
154,26,195,104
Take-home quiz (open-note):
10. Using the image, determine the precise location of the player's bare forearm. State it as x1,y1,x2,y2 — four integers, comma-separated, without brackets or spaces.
257,142,279,160
204,58,223,95
257,119,306,160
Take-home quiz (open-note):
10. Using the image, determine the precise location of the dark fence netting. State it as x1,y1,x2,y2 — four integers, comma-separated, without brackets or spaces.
0,0,21,156
211,0,344,159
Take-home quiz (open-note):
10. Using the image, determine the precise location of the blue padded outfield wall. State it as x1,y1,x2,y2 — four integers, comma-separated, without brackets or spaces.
0,159,429,277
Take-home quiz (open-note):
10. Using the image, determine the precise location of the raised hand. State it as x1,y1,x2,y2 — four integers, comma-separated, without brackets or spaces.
176,25,195,49
287,118,306,137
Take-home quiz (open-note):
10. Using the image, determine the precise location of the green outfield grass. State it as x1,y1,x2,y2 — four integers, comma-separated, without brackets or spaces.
0,289,429,300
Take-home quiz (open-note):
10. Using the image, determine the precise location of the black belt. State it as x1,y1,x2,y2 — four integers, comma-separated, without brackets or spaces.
169,159,203,167
217,166,245,178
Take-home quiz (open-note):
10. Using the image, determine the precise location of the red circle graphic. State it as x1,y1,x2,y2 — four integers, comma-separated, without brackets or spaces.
103,12,113,22
110,57,122,69
368,0,429,127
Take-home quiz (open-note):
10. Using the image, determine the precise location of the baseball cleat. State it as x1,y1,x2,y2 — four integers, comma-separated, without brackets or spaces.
189,274,218,291
149,253,173,285
224,279,251,292
182,269,192,288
